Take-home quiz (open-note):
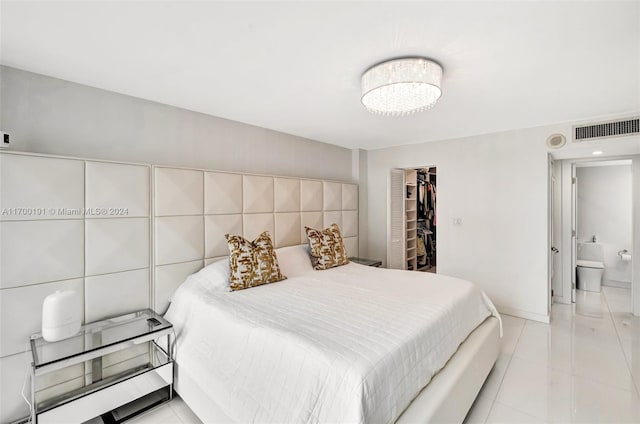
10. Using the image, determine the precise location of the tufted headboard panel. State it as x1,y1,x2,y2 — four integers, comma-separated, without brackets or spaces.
152,166,358,313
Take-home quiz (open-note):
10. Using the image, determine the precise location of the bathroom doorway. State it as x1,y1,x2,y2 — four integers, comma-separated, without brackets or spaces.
557,156,639,317
574,160,633,297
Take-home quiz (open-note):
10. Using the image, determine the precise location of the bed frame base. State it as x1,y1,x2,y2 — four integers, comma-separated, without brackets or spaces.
175,316,500,424
396,316,500,423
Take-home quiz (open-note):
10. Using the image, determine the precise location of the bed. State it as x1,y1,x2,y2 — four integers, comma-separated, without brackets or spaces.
164,244,501,424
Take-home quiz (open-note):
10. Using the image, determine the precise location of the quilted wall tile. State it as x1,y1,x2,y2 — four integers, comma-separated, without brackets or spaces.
85,161,150,218
205,214,243,258
205,172,243,214
300,211,323,241
344,237,359,258
0,154,84,221
323,211,343,231
1,354,31,422
155,260,203,314
243,213,275,241
155,216,204,265
342,210,358,238
243,175,274,213
0,278,84,357
300,180,323,211
84,269,149,322
0,220,84,289
155,167,203,216
274,178,300,212
275,213,301,248
204,257,227,267
323,181,342,211
85,218,149,276
342,184,358,211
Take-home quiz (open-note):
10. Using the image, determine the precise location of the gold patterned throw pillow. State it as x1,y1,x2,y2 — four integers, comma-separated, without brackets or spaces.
225,231,286,291
305,223,349,270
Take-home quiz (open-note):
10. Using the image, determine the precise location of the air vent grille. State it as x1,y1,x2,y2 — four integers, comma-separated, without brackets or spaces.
574,118,639,142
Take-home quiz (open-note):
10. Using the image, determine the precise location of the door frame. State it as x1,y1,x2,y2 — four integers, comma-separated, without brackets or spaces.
558,156,639,316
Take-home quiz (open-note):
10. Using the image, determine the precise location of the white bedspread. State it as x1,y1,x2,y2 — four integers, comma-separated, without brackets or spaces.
165,262,500,424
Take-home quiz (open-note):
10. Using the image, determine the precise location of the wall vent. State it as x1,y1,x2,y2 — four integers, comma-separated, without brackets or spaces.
573,117,639,142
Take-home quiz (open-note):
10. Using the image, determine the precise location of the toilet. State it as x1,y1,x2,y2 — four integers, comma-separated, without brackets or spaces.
576,242,605,292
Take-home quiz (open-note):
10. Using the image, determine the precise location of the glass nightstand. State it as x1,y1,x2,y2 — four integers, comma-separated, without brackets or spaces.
349,257,383,267
30,309,174,424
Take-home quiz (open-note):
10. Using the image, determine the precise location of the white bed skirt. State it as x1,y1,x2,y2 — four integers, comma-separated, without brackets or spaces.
175,316,500,424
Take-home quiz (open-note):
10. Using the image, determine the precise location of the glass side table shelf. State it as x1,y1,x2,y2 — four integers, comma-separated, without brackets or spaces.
29,309,174,424
349,257,383,267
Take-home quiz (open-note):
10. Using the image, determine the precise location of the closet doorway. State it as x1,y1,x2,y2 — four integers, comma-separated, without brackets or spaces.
388,167,437,272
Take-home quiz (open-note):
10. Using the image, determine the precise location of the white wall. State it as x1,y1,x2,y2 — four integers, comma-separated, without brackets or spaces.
0,66,352,181
365,127,551,322
576,164,632,286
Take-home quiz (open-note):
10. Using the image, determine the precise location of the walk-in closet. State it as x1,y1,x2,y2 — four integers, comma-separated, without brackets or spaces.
388,167,437,272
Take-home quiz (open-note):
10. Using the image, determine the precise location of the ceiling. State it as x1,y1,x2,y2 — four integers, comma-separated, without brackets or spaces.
1,1,639,150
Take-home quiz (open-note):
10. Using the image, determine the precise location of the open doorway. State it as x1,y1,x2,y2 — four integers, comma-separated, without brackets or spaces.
388,166,437,272
415,168,437,272
554,157,637,317
575,160,633,297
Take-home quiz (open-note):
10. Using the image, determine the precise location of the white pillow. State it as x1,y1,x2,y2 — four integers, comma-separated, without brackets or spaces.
189,258,231,293
275,244,314,277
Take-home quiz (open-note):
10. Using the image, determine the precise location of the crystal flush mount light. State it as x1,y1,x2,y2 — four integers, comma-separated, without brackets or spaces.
361,57,443,117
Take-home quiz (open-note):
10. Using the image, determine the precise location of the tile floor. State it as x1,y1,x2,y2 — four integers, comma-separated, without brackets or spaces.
465,286,640,424
130,287,640,424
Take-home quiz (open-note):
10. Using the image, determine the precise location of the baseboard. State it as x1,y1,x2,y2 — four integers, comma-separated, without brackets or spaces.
603,279,631,289
495,305,550,323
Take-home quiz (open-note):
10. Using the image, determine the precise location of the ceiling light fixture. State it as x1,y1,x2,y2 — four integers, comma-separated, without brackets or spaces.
361,57,443,117
592,150,604,155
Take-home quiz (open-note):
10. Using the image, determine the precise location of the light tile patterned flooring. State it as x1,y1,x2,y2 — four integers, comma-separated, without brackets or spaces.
131,287,640,424
465,286,640,424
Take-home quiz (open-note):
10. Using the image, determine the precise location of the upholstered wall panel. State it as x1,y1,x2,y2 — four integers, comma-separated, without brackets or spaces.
0,153,152,424
155,216,204,265
274,178,301,212
342,210,359,238
155,167,203,216
85,218,149,276
84,269,149,322
205,172,243,214
323,181,342,211
0,154,84,221
0,278,84,357
205,214,243,258
155,260,204,314
344,237,359,258
300,211,323,240
243,175,274,213
204,256,227,267
323,211,343,231
243,213,275,241
85,161,150,217
275,212,301,248
0,220,84,289
1,354,31,423
342,184,358,210
300,180,323,211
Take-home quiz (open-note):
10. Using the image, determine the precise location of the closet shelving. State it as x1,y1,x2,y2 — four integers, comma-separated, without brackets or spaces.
405,169,418,270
